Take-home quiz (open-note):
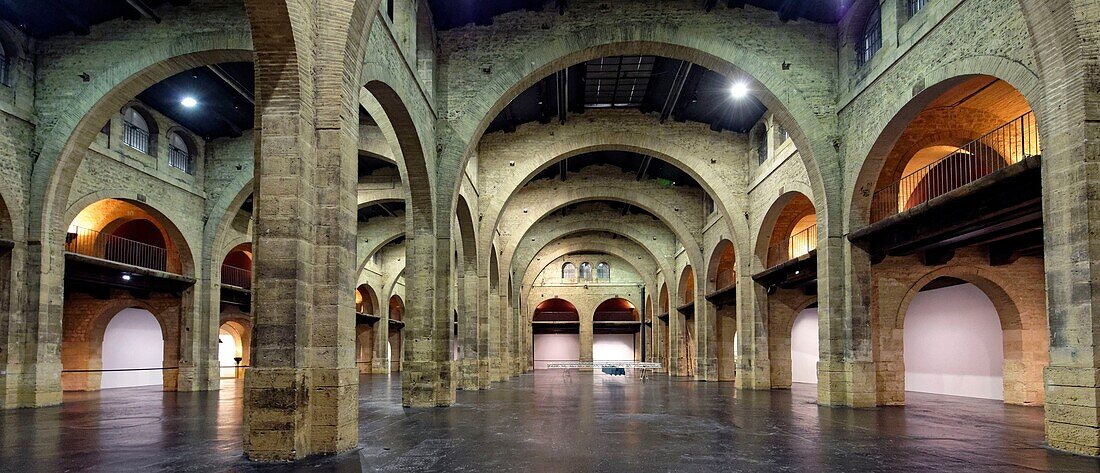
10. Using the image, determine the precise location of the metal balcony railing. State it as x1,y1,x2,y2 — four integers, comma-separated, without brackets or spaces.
122,121,151,154
221,264,252,289
768,224,817,268
66,226,167,272
168,145,193,174
870,111,1040,223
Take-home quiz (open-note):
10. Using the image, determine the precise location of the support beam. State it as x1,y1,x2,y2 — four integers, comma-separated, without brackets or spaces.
125,0,163,23
556,69,569,125
206,64,255,105
634,156,652,181
659,61,691,123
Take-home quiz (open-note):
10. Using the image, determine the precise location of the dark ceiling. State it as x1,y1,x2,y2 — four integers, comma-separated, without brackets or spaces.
427,0,847,30
528,150,700,189
487,55,767,135
0,0,181,38
359,200,406,222
136,62,255,140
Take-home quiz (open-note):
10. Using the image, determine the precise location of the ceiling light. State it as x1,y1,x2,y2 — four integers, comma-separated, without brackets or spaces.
121,274,132,281
729,82,750,99
181,96,198,108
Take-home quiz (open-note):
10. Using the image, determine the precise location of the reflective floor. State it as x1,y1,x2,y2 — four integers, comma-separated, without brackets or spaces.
0,372,1097,472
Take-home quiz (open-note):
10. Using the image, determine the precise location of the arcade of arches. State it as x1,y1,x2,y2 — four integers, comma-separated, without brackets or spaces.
0,0,1099,470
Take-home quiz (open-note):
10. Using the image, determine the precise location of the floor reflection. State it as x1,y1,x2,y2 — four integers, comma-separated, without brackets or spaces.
0,373,1096,472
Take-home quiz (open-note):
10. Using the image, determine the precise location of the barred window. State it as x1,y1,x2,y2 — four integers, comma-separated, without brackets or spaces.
908,0,928,17
857,6,882,68
562,262,577,280
122,107,155,155
579,262,593,281
168,131,194,174
596,262,610,281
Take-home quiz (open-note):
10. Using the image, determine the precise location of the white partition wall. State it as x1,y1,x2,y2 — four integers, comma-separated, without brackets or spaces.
904,283,1004,400
101,308,164,389
593,333,634,362
533,333,580,369
218,331,238,378
791,308,819,385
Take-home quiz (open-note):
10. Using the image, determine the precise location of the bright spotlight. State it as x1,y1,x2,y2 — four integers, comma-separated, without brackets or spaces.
121,274,132,281
729,82,749,99
181,96,198,108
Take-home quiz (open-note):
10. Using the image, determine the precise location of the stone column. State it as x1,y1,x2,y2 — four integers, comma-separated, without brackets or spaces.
579,311,593,371
487,284,503,382
739,272,771,390
817,233,876,408
471,268,490,389
372,305,390,374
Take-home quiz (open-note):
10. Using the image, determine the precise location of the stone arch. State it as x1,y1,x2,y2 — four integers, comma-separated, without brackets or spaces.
65,195,196,277
706,239,737,293
455,195,477,270
767,294,818,390
533,298,579,322
357,225,405,277
521,237,660,295
753,191,817,272
62,299,178,392
593,298,639,322
218,317,252,378
388,294,406,372
506,191,704,279
878,264,1048,406
356,283,380,315
478,116,753,273
444,31,837,238
846,62,1043,231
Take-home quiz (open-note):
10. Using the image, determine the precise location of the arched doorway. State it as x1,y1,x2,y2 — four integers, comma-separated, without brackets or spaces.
678,266,696,377
705,239,737,381
532,298,580,369
218,319,250,380
100,308,165,389
592,298,639,363
658,282,670,373
61,199,190,393
790,304,819,385
388,295,405,372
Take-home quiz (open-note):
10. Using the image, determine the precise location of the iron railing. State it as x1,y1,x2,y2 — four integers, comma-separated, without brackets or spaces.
122,121,151,154
908,0,929,17
870,111,1040,223
66,226,167,272
168,145,193,174
221,264,252,289
768,224,817,268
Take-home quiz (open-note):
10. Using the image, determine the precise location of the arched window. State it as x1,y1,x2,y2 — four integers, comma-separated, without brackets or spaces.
857,5,882,68
168,131,194,174
754,125,768,164
562,262,577,280
596,262,610,281
907,0,928,18
0,40,11,87
122,106,156,155
579,262,593,281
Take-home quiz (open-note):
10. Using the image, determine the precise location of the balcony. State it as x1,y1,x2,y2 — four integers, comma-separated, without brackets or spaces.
64,226,193,295
168,145,193,174
122,121,151,155
754,224,818,293
852,113,1042,266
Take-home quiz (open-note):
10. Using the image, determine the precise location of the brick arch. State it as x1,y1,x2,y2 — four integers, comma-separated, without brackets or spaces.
502,184,705,279
706,239,737,293
62,298,179,392
455,195,477,270
442,28,838,239
477,113,753,276
64,194,196,278
512,217,675,293
753,190,818,272
767,293,818,390
520,235,661,294
847,62,1043,231
877,263,1049,406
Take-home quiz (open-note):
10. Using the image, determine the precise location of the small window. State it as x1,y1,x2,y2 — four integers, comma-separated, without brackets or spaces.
755,125,768,164
857,5,883,68
562,262,577,280
0,45,10,87
579,262,592,281
122,107,155,155
168,131,194,174
907,0,928,17
596,262,610,281
775,123,790,145
387,0,395,20
704,194,715,215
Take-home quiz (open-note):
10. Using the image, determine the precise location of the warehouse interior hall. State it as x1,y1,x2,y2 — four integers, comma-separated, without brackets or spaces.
0,0,1099,471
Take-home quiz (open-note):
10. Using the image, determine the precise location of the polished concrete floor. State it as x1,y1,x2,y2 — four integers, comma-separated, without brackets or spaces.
0,373,1097,472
